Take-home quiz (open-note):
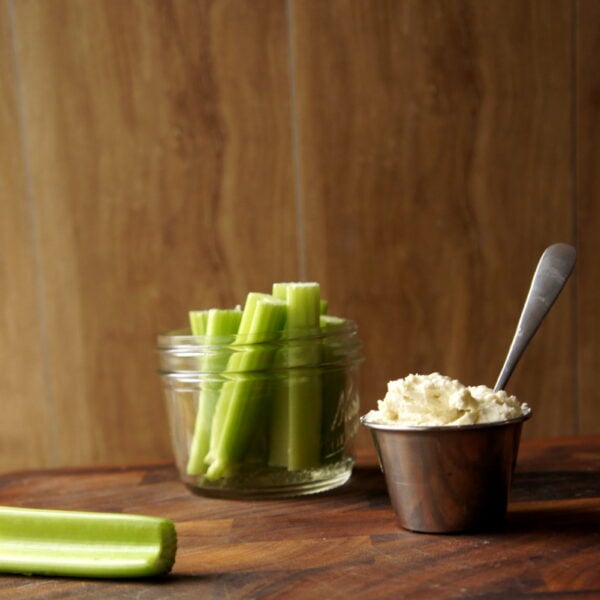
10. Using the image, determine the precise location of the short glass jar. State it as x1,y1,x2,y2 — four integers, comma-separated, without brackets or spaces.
157,321,362,498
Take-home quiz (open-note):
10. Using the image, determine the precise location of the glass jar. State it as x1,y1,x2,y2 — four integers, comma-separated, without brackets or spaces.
157,321,363,498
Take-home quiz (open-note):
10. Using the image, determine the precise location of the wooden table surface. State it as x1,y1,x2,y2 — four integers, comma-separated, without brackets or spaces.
0,436,598,599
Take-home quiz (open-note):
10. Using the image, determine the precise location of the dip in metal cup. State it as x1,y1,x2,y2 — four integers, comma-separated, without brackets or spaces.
361,411,531,533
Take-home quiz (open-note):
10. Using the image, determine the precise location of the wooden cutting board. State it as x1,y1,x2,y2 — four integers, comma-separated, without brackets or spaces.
0,436,598,599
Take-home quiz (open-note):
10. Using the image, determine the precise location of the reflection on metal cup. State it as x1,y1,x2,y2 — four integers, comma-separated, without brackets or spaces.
361,412,531,533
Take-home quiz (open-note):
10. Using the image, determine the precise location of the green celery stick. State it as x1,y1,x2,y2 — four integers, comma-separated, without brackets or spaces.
205,293,276,468
281,288,326,318
205,294,286,480
188,309,211,380
268,284,292,467
207,308,242,338
188,310,210,373
267,378,289,467
272,283,288,302
235,292,285,345
187,308,242,475
320,299,329,315
320,314,346,330
189,310,209,335
0,506,176,579
287,283,322,470
268,282,322,471
320,315,349,463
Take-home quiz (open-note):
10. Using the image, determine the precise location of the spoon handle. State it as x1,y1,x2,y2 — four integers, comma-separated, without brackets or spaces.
494,243,576,392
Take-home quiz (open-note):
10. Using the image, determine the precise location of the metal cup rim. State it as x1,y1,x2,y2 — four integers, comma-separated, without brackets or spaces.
360,408,532,433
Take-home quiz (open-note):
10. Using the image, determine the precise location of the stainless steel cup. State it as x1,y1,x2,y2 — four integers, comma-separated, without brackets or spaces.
361,411,531,533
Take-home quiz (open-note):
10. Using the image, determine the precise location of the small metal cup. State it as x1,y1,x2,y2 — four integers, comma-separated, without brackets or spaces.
361,411,531,533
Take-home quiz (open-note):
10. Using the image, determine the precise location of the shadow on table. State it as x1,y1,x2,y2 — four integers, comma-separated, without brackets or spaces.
314,464,391,507
343,466,600,534
506,469,600,534
512,470,600,502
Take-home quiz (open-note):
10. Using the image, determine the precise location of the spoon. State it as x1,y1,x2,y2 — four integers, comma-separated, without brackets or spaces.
494,243,576,392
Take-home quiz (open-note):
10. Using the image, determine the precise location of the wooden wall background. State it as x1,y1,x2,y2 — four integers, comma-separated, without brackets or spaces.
1,0,598,471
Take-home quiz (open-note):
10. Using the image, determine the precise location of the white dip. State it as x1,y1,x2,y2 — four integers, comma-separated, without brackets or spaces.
364,372,530,426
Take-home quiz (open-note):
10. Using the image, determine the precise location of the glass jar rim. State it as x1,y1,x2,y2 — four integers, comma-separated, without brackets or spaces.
157,319,360,349
157,319,363,375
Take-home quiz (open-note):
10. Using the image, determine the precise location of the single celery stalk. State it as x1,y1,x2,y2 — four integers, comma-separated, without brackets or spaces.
205,293,276,467
320,299,329,315
320,315,349,463
320,314,346,330
205,294,286,480
187,308,242,475
268,282,322,471
268,284,292,467
0,506,176,578
287,283,322,470
189,310,209,336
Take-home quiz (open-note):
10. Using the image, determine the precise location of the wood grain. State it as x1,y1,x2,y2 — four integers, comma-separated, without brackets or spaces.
0,3,54,470
577,0,600,434
292,0,574,441
10,0,298,465
1,0,597,470
0,436,597,598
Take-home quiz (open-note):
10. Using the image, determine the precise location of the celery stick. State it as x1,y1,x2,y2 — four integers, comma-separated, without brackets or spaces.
267,388,289,467
236,292,275,339
189,310,210,374
270,285,327,466
205,293,277,468
0,506,176,578
268,283,292,467
320,299,329,315
286,283,322,470
205,295,286,480
189,310,209,335
206,308,242,339
272,283,288,302
320,315,349,463
268,282,322,471
187,308,242,475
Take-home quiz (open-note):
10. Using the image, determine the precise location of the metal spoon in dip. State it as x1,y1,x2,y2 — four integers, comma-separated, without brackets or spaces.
494,243,576,392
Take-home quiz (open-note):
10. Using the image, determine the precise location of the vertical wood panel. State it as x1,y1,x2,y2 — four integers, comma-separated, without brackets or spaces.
0,3,54,469
12,0,297,465
293,0,574,441
3,0,593,470
577,0,600,433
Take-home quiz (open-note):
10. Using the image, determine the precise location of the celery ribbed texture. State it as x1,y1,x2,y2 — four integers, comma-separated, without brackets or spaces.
205,294,286,480
183,285,352,482
287,283,322,470
187,308,242,475
320,299,329,315
269,282,322,470
268,284,292,467
0,506,176,578
189,310,209,336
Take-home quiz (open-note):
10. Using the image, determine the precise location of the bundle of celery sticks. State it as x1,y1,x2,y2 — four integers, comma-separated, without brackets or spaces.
186,282,352,481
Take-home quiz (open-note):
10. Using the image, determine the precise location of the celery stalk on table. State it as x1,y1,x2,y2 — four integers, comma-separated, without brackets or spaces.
186,308,242,475
0,506,176,578
269,282,322,471
205,293,286,480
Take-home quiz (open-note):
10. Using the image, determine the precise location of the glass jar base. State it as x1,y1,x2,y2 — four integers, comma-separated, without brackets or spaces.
182,458,354,499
